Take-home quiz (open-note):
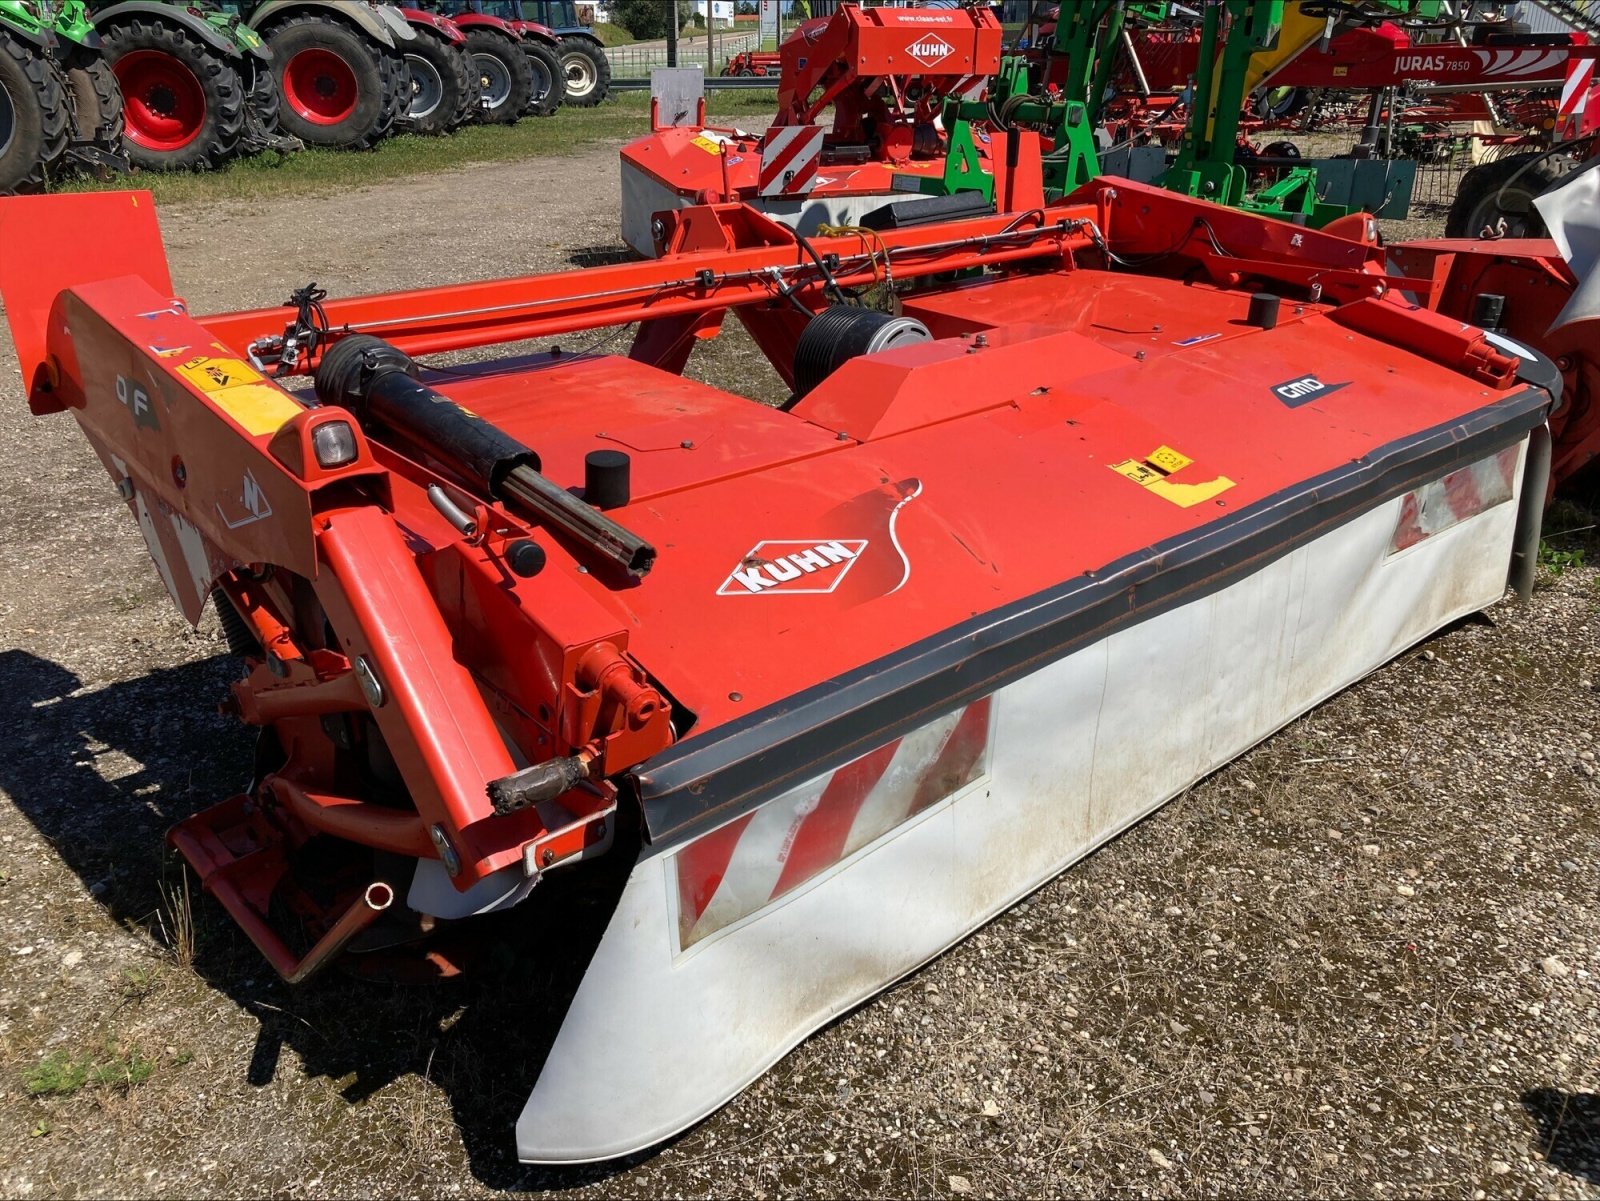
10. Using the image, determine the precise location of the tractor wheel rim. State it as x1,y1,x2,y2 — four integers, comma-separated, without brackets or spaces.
405,53,444,120
563,51,595,98
528,55,553,103
0,76,15,160
474,52,511,109
113,50,207,151
283,47,359,126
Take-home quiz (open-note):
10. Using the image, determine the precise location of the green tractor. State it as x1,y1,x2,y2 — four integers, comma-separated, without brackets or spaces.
89,1,297,170
2,0,124,192
1,2,71,191
51,2,125,172
226,2,414,151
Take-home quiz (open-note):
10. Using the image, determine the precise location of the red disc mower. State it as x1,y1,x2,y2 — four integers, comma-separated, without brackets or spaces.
2,151,1595,1160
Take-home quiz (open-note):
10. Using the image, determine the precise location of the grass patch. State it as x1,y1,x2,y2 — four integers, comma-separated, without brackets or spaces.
1538,541,1586,578
591,21,636,46
119,965,162,999
53,92,776,206
25,1047,155,1098
1538,496,1600,584
24,1053,89,1098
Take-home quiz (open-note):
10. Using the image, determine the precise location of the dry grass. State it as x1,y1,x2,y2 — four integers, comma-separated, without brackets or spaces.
155,869,195,971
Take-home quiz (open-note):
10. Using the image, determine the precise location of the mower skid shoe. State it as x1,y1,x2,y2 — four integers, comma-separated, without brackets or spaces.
516,434,1533,1164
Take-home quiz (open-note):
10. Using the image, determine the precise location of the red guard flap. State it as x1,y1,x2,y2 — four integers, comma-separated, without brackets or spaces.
0,192,173,412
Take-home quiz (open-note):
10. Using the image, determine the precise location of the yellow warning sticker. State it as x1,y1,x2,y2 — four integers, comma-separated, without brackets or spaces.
1146,444,1193,474
1111,444,1235,509
691,134,724,154
177,356,262,394
1111,460,1166,487
1145,474,1237,507
208,382,302,437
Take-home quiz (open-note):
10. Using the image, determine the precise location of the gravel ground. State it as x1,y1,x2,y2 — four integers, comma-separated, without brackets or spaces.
0,138,1596,1198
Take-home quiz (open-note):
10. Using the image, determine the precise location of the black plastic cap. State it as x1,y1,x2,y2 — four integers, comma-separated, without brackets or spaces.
1247,292,1282,330
507,538,547,578
585,449,632,511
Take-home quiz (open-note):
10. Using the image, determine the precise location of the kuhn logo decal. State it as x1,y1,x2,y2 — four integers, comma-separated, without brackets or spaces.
1271,374,1350,408
718,540,868,595
907,35,955,67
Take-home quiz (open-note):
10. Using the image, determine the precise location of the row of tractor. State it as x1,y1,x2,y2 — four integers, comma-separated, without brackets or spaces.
0,0,610,192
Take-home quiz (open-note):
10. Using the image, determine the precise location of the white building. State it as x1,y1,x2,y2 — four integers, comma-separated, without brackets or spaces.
694,1,737,28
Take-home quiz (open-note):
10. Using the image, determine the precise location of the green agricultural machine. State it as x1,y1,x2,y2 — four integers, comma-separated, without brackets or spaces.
0,1,71,190
90,1,420,171
89,1,298,170
927,0,1447,228
1,0,122,192
230,1,413,149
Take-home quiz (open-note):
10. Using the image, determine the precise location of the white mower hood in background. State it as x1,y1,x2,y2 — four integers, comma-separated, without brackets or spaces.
1535,158,1600,332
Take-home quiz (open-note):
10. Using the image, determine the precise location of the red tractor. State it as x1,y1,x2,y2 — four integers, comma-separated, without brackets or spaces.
430,0,565,121
395,7,479,135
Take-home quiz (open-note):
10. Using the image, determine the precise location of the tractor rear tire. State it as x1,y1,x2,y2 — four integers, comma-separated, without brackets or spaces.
452,44,483,129
101,19,242,172
464,29,531,126
266,15,405,150
402,30,473,135
61,50,125,158
0,33,70,192
1445,151,1575,239
557,36,608,107
522,41,564,118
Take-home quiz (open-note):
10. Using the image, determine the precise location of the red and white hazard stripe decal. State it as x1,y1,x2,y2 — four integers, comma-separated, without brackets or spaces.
1473,47,1569,80
1560,55,1595,136
951,74,988,102
758,124,825,197
673,698,992,948
1390,447,1518,554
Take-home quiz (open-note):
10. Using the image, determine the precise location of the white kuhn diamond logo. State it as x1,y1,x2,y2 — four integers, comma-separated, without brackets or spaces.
907,35,955,68
717,539,868,596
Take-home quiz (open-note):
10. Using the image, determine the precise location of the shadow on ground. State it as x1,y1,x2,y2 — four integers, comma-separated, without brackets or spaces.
0,647,652,1191
1523,1088,1600,1185
568,245,636,269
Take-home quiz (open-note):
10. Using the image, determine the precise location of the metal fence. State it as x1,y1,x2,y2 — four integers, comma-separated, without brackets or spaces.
604,31,763,77
611,75,780,91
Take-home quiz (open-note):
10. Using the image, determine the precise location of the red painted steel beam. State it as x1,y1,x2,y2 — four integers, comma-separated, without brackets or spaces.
314,505,525,885
196,206,1101,366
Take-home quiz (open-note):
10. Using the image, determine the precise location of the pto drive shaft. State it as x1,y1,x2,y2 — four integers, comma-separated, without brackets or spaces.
314,335,656,579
